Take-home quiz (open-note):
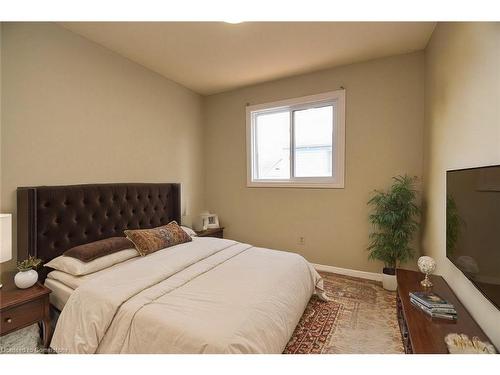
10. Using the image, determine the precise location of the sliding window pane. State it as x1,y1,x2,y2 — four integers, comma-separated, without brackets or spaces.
294,106,333,177
255,111,290,179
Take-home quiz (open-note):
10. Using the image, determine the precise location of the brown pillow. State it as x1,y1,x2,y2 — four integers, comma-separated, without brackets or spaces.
63,237,133,262
124,221,192,256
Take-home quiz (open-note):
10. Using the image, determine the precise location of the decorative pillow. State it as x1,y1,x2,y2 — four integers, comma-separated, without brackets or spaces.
181,226,197,237
63,237,133,262
124,221,192,256
44,248,139,276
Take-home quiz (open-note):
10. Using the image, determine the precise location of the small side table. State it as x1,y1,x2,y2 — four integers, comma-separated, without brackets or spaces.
195,227,224,238
0,281,52,351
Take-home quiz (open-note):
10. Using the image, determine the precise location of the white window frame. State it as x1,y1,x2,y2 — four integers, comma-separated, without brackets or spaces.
246,89,345,188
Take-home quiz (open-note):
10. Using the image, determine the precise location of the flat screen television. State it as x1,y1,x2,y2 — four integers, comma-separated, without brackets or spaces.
447,165,500,310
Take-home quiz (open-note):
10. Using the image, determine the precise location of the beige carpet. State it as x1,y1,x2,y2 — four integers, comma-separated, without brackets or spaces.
284,272,404,354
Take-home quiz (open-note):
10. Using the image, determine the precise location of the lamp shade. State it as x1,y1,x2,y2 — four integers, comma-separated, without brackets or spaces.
0,214,12,263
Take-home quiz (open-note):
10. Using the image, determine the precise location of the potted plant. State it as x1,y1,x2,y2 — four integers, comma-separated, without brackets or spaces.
15,256,42,289
367,175,420,291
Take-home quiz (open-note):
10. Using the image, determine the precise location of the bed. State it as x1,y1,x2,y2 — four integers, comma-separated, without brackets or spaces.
17,183,324,354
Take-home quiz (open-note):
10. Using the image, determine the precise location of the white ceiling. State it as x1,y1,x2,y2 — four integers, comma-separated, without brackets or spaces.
60,22,436,95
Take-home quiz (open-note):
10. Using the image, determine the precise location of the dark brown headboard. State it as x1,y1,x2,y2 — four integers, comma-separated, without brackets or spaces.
17,183,181,279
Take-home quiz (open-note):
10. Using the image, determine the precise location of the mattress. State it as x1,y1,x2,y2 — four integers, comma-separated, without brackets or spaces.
44,278,74,311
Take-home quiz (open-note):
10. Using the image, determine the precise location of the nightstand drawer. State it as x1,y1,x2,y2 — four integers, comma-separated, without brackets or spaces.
1,299,44,335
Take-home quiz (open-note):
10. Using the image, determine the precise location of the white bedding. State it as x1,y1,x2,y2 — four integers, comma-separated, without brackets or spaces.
44,278,73,311
46,254,139,290
44,254,141,310
50,237,323,354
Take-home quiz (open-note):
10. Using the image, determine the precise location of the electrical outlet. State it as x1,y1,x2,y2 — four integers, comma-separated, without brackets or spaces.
298,236,305,246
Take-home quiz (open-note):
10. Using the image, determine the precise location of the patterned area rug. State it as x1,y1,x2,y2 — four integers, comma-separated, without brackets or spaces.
284,272,404,354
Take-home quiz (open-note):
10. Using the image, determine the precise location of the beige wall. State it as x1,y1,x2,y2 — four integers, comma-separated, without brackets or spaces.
423,22,500,347
204,52,425,273
0,23,205,271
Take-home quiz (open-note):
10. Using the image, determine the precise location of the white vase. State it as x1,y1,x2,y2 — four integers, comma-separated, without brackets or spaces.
14,269,38,289
382,269,398,291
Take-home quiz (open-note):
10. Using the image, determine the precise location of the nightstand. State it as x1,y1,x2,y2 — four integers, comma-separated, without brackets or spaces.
195,227,224,238
0,281,52,350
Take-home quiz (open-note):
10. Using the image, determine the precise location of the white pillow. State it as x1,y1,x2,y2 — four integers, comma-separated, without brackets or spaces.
181,226,197,237
44,248,139,276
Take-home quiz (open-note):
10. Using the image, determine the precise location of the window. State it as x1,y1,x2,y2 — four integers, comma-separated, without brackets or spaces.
246,90,345,188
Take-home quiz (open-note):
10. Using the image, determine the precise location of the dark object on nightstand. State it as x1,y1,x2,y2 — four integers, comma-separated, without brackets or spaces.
396,269,495,354
0,280,52,350
195,227,224,238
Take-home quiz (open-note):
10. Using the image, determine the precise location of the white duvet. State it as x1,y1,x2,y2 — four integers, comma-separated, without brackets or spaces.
50,237,323,354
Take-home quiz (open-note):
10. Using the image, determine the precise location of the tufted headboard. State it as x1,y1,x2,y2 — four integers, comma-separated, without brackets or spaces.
17,183,181,280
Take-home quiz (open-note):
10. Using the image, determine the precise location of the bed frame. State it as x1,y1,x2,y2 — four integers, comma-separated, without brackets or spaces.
17,183,181,280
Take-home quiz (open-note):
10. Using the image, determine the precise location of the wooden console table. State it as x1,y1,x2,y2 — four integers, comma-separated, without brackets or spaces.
396,269,495,354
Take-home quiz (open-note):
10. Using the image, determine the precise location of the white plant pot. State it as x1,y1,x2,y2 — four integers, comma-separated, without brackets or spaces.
14,269,38,289
382,272,397,291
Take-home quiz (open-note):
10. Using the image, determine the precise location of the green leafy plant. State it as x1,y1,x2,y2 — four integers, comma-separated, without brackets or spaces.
446,194,464,256
367,175,420,270
17,256,42,272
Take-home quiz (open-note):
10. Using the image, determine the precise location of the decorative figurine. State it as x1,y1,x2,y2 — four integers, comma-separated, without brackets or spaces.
445,333,496,354
417,256,436,288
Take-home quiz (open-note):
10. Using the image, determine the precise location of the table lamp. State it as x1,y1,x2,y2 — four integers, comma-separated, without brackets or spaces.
0,213,13,288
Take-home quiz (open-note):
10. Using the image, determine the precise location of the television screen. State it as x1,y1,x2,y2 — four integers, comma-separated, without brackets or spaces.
447,165,500,310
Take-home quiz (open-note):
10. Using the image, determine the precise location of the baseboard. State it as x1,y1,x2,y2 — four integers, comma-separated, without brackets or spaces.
313,263,383,282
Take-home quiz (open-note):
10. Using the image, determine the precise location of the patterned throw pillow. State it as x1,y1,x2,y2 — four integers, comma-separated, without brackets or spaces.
124,221,192,256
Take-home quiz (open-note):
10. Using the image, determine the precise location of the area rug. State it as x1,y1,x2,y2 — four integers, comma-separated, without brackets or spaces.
284,272,404,354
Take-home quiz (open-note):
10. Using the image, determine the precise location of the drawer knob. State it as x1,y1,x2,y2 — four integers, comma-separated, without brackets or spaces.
5,318,12,324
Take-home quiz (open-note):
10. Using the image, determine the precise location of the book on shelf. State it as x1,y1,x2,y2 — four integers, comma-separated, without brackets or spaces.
410,298,457,320
430,312,457,320
410,298,457,314
409,291,455,309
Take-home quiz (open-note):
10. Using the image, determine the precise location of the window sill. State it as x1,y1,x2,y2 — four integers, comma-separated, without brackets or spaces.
247,181,344,189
